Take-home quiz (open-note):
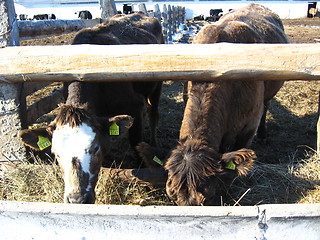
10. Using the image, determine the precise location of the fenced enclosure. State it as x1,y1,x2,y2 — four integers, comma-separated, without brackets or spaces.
1,0,320,237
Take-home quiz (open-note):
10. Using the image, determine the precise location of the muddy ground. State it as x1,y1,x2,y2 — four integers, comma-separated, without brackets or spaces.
22,17,320,168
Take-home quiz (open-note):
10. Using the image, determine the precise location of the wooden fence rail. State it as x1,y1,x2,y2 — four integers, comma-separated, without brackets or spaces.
1,44,319,83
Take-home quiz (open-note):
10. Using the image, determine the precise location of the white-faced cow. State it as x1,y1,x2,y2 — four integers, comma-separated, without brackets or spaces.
137,4,288,206
20,12,164,204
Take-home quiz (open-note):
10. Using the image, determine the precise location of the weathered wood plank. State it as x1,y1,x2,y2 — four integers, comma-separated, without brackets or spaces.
23,82,52,96
18,20,86,39
0,0,27,162
100,167,167,186
26,88,64,125
0,44,319,83
317,91,320,157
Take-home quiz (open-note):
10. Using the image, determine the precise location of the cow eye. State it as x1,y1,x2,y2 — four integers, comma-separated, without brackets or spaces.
93,145,100,154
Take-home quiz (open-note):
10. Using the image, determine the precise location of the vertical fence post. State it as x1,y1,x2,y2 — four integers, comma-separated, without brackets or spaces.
0,0,27,162
162,4,168,43
167,5,173,43
154,4,161,22
100,0,117,20
317,91,320,158
138,3,148,15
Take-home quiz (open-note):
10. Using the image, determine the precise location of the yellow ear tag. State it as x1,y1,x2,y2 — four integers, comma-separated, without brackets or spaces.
153,156,163,166
37,136,51,150
225,160,236,170
109,122,120,136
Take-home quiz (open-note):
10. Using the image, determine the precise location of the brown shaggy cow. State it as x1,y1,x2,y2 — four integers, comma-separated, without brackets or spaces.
19,12,164,204
139,4,288,206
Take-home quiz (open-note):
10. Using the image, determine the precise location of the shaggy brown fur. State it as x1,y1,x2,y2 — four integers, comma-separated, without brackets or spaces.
72,12,164,45
165,3,288,206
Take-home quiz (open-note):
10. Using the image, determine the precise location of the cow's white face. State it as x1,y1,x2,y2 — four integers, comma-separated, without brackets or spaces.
52,122,102,204
19,105,134,204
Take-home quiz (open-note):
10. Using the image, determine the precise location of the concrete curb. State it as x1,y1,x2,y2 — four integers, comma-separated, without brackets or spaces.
0,201,319,240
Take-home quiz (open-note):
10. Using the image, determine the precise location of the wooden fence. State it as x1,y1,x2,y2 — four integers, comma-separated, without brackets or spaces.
137,3,185,43
0,0,319,162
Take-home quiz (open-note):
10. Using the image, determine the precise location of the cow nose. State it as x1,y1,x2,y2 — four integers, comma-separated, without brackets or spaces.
66,192,91,204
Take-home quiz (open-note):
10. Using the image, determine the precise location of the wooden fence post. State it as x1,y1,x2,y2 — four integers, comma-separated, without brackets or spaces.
162,4,168,43
0,0,27,162
138,3,148,15
100,0,117,20
154,4,161,22
317,91,320,158
167,5,173,42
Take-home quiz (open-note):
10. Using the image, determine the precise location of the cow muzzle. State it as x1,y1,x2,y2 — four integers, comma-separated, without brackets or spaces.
65,190,95,204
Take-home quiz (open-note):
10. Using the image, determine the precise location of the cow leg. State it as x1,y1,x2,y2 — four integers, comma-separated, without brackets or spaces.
257,102,269,141
234,128,257,150
128,110,144,148
147,82,162,146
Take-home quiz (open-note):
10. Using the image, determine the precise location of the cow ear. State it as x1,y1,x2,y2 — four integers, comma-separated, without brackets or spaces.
19,127,53,151
220,149,255,176
136,142,167,169
106,115,134,137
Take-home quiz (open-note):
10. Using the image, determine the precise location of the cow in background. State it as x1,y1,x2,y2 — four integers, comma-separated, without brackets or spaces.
76,10,92,19
205,9,223,22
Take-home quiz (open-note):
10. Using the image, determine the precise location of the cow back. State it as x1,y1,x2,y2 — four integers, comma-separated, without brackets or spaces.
72,12,164,45
193,3,288,44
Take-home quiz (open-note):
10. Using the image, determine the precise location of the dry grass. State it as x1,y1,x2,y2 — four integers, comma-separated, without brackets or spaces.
0,156,64,203
0,156,172,205
0,151,318,205
0,18,319,206
229,152,319,206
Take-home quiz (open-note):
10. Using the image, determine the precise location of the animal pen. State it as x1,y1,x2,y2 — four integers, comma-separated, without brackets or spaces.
1,0,320,239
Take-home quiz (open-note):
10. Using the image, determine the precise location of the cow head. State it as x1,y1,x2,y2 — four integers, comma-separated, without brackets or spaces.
165,140,255,206
20,104,133,204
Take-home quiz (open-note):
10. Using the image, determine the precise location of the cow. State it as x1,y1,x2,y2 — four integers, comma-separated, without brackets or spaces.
19,12,164,204
123,4,133,14
205,9,223,22
138,4,288,206
308,8,319,18
33,14,48,20
193,15,204,21
33,14,56,20
77,10,92,20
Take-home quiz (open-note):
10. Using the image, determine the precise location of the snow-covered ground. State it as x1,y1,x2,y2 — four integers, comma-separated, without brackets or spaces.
14,1,314,20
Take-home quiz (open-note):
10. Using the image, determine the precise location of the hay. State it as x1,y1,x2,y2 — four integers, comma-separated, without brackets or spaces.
228,153,319,206
0,157,171,205
0,157,64,203
0,152,318,205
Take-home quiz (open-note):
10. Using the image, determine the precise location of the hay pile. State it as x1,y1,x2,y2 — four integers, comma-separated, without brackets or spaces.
0,151,319,205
